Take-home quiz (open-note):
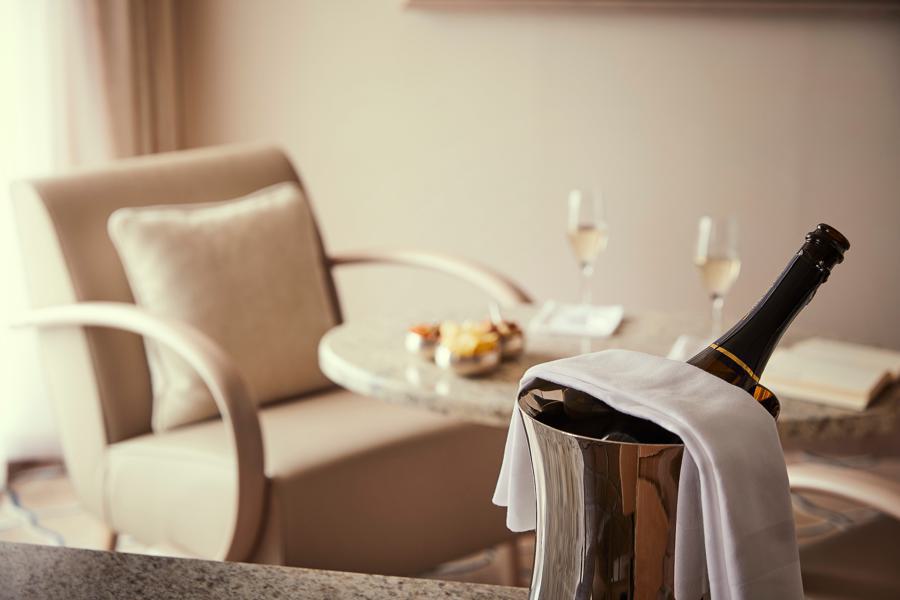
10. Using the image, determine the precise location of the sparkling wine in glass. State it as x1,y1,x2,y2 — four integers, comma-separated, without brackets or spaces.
567,189,608,307
695,216,741,337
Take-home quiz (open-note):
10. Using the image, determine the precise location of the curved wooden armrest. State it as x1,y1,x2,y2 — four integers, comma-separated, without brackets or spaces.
329,249,532,307
14,302,265,562
788,461,900,522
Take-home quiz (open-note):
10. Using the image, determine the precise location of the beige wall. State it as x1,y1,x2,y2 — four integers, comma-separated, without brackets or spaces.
177,1,900,348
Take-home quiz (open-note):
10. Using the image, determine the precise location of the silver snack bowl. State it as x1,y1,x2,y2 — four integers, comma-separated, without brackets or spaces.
405,330,439,360
434,344,501,377
499,330,525,360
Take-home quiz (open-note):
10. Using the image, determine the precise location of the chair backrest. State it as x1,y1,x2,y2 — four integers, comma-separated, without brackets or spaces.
12,145,339,468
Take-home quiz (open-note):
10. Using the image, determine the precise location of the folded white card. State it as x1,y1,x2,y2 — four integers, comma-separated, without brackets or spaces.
528,301,624,338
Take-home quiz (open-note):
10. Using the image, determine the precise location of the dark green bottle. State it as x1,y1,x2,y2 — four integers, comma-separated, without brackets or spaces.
686,223,849,419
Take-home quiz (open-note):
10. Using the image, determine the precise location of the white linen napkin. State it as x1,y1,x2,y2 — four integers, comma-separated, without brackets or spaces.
528,301,624,338
493,349,803,600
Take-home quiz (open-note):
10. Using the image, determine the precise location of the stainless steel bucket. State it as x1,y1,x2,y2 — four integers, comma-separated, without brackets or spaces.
519,398,686,600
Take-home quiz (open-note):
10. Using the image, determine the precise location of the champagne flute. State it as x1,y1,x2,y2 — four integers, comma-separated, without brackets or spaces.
694,216,741,337
567,189,608,307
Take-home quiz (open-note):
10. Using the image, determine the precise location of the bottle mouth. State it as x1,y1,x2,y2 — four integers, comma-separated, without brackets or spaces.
804,223,849,266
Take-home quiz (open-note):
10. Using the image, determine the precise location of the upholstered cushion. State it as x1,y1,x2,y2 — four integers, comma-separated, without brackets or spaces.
801,515,900,599
108,182,338,431
104,389,512,571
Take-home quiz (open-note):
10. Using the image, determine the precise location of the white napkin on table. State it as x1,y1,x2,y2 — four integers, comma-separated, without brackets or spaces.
528,301,624,338
493,349,803,600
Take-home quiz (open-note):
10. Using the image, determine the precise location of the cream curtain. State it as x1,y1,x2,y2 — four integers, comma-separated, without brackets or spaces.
1,0,180,467
61,0,180,163
0,0,59,467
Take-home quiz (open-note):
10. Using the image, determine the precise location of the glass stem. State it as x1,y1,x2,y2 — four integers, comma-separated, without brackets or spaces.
580,264,594,306
710,294,724,338
580,336,591,354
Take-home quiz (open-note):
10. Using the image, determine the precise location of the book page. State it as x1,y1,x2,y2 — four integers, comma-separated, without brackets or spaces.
763,349,892,411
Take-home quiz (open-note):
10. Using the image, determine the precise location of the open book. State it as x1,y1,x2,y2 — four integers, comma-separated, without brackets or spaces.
763,337,900,411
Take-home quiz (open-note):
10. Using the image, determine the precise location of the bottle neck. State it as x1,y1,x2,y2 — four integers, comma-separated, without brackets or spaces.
713,251,828,379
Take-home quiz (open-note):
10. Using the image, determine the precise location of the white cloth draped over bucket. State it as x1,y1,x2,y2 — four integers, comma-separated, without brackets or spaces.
493,349,803,600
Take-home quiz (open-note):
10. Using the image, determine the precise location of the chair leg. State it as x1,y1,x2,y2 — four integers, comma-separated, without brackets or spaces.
505,536,522,586
105,530,119,552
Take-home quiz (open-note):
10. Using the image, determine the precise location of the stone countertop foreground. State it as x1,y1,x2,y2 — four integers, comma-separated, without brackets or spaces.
0,542,527,600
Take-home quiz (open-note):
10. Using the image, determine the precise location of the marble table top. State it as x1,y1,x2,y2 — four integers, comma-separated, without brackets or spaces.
320,306,900,442
0,542,527,600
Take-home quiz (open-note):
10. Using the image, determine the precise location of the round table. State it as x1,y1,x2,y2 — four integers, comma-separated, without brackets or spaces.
319,306,900,443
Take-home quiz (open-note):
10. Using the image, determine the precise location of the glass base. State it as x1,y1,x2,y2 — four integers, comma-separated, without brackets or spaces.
667,333,714,361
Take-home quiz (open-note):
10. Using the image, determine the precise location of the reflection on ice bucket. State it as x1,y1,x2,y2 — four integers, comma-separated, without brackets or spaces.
519,394,687,600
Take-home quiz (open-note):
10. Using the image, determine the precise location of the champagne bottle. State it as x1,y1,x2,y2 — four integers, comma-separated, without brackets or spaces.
520,223,849,442
686,223,848,419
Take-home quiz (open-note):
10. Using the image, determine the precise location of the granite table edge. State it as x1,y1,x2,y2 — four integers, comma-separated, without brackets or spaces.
0,541,527,600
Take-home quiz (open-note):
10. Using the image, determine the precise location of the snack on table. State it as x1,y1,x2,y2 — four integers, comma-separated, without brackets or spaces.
405,322,441,358
439,321,499,357
435,320,501,377
408,323,440,341
406,317,519,376
483,319,522,337
483,319,525,359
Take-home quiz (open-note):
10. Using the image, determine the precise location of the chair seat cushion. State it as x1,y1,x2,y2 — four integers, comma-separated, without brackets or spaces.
801,514,900,600
103,389,512,573
107,181,338,431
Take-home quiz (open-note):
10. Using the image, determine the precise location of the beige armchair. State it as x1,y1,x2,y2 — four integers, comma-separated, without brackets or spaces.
789,460,900,599
11,144,530,574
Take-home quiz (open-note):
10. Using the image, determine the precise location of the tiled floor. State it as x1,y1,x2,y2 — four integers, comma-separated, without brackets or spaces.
1,464,105,549
0,462,534,587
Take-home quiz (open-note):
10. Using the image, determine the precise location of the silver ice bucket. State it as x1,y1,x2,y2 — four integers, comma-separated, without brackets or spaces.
519,395,686,600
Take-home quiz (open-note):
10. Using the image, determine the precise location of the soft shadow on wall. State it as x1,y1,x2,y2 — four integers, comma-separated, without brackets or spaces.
176,0,900,347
